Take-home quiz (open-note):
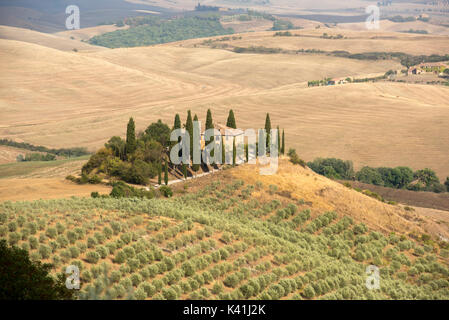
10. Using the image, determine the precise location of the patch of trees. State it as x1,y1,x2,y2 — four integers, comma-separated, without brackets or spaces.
307,158,355,180
0,139,89,158
387,16,416,23
89,17,234,48
0,240,75,299
17,153,56,162
195,4,220,12
271,19,295,31
401,29,428,34
82,118,169,185
341,52,449,68
308,157,448,193
234,46,284,54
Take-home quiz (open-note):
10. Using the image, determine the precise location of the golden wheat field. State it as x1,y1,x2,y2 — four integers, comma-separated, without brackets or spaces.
0,26,449,181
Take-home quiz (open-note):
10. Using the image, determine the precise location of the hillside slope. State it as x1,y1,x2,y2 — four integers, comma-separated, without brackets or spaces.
1,159,448,300
0,25,106,52
0,32,448,179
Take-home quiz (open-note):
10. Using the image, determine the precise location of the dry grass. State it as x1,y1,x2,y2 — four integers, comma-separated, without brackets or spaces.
186,28,449,55
0,178,111,201
230,159,449,238
0,28,448,180
0,25,105,52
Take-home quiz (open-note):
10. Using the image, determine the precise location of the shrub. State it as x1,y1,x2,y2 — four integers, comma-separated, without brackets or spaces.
114,250,127,264
86,251,100,264
29,236,38,249
159,186,173,198
8,232,21,246
46,227,57,239
38,244,52,259
96,246,109,259
8,221,17,232
69,246,80,258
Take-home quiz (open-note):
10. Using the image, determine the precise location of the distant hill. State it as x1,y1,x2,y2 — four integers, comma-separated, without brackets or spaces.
0,0,171,32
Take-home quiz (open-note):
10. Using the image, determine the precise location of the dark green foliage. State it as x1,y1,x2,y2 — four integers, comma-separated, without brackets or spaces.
158,163,162,185
205,109,215,160
272,19,294,31
185,110,194,161
110,181,155,199
19,153,56,162
356,167,384,185
159,186,173,198
287,149,306,168
445,177,449,192
264,113,271,148
164,160,169,186
125,118,137,156
105,136,126,160
173,114,181,131
89,17,234,49
142,120,171,147
0,240,75,299
281,130,285,155
413,168,440,189
307,158,354,180
226,110,236,129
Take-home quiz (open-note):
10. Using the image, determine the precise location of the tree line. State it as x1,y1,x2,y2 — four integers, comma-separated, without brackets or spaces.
0,139,89,158
80,109,285,188
307,158,449,193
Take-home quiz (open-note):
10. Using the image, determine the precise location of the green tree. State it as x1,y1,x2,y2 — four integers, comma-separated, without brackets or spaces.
182,164,188,180
277,125,281,155
192,114,200,172
158,162,162,185
164,160,169,186
0,240,75,300
125,117,137,156
105,136,125,160
232,138,236,166
185,111,194,163
265,113,271,149
143,120,171,147
281,129,285,155
226,109,236,129
205,109,215,160
444,177,449,192
221,136,225,165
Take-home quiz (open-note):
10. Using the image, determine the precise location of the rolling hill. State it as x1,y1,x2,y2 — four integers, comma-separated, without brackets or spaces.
0,28,448,179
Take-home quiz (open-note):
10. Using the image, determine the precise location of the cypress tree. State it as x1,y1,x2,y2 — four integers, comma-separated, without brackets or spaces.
245,143,248,162
192,113,200,173
281,129,285,155
232,138,236,166
226,109,236,129
173,114,181,130
173,113,182,159
158,162,162,185
164,160,169,186
205,109,215,160
277,125,281,155
192,114,200,171
125,117,137,156
221,136,225,165
182,164,187,180
264,113,271,149
185,110,193,163
206,109,214,130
